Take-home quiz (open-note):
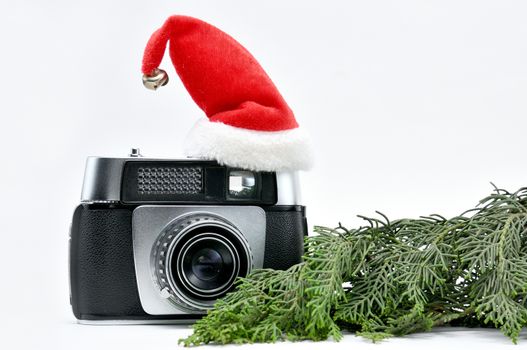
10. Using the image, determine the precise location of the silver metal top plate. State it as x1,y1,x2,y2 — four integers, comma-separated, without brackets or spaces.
80,156,301,205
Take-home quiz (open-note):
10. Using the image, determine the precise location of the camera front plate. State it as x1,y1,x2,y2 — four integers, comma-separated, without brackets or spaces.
132,205,266,315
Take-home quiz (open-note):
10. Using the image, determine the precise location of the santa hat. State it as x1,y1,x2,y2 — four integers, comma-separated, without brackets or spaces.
141,15,313,172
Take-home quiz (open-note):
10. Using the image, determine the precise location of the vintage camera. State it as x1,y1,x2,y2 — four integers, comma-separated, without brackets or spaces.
69,149,307,323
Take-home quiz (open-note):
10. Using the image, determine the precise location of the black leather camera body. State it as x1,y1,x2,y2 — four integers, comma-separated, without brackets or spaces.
69,150,307,323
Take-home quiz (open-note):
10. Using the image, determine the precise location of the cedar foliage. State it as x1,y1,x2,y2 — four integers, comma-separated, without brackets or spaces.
180,186,527,346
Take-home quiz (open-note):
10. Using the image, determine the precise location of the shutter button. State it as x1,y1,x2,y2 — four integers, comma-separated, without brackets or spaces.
129,148,142,157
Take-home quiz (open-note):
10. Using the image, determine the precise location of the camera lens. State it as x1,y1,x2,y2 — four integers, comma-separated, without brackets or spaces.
151,213,251,311
178,235,238,295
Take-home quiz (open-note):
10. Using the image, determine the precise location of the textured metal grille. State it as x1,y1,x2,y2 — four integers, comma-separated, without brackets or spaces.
137,167,202,194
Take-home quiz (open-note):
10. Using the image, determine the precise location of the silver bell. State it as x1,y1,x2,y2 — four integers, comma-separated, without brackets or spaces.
142,68,169,90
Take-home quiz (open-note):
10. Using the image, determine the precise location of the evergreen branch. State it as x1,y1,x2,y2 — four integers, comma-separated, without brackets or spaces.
180,186,527,346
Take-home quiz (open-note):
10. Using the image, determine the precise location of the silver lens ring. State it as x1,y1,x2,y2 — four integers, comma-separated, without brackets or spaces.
176,233,240,298
151,213,252,312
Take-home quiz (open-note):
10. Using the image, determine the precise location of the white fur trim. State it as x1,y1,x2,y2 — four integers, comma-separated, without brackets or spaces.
184,119,314,172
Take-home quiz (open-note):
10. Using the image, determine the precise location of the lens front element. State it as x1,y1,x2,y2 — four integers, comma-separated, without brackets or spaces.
191,247,224,281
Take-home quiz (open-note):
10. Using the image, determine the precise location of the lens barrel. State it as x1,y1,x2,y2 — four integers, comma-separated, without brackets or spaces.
151,213,251,311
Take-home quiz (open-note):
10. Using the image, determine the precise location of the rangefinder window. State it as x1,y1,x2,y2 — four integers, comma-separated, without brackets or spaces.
228,170,257,199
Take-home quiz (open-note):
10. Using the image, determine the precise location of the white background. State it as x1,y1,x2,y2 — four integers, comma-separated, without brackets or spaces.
1,0,526,348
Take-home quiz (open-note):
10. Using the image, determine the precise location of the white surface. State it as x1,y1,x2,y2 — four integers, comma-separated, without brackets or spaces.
1,0,527,348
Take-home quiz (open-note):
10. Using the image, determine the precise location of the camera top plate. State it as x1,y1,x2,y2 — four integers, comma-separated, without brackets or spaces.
80,150,302,206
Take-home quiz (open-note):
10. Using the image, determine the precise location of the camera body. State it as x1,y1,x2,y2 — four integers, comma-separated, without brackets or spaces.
69,150,307,323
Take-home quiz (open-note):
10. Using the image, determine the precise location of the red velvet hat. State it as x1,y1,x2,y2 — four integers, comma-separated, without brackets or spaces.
141,15,312,171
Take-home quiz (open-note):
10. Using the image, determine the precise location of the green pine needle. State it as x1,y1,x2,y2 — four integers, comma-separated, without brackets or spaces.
179,186,527,346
